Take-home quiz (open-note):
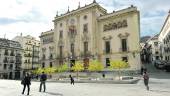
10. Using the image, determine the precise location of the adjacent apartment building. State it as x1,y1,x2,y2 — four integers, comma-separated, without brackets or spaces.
158,10,170,61
39,30,55,68
0,38,23,79
13,35,40,75
40,1,141,71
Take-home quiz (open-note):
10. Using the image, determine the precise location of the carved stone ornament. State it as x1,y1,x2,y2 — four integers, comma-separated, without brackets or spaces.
103,19,128,32
58,39,64,46
118,32,129,38
102,36,112,40
82,33,89,42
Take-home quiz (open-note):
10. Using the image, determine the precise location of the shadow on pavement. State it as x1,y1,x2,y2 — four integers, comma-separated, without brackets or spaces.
150,89,170,93
45,92,63,96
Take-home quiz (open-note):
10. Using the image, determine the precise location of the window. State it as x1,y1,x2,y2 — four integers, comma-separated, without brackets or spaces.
4,49,8,55
84,42,88,54
42,62,45,68
84,15,87,20
43,54,46,59
71,43,74,55
50,54,53,59
60,23,62,27
59,30,63,39
121,39,127,52
106,58,110,67
4,64,7,70
50,62,53,67
83,24,88,33
105,41,110,53
154,42,158,47
122,57,128,62
59,46,63,57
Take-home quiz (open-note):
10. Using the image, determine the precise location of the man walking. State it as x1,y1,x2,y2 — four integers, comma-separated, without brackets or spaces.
39,72,47,92
143,71,149,90
69,75,74,85
22,73,31,95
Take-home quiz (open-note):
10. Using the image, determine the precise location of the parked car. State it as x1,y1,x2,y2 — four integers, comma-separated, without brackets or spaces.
153,60,166,69
164,61,170,72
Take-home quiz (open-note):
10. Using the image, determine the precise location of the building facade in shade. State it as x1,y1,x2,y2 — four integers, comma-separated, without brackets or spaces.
0,38,23,79
39,30,55,68
42,1,141,71
148,34,161,61
158,10,170,61
13,35,40,74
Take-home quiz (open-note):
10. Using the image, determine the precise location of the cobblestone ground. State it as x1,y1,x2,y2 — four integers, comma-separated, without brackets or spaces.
0,76,170,96
0,64,170,96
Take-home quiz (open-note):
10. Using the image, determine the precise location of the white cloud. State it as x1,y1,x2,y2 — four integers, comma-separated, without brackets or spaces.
0,0,169,39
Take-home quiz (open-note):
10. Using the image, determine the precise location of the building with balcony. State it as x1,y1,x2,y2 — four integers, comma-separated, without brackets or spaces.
148,34,161,61
13,34,40,74
158,10,170,61
0,38,23,79
39,30,55,68
40,1,141,71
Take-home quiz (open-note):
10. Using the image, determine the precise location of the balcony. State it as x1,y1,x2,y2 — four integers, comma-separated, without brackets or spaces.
24,54,32,57
103,49,112,54
10,53,15,56
119,47,129,52
4,52,9,56
10,60,15,63
3,60,8,63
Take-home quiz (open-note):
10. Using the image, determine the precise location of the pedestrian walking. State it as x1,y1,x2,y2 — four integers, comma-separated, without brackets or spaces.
69,75,74,85
21,73,31,95
39,72,47,92
143,71,149,91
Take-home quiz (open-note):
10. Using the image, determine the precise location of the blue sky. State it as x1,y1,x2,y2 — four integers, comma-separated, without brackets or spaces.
0,0,169,39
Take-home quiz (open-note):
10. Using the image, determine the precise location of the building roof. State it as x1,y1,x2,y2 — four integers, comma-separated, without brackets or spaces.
159,10,170,35
140,36,151,43
98,5,138,21
150,34,159,40
0,38,22,49
40,29,54,38
53,1,107,21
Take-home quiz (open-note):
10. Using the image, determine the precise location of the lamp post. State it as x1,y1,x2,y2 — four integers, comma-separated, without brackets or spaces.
32,45,35,70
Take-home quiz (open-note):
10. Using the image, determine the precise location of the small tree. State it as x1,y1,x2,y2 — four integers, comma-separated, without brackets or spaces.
88,60,104,72
110,60,129,80
71,61,84,79
57,63,69,73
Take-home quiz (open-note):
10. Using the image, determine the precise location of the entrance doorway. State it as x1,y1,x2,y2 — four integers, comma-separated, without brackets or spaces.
83,58,89,69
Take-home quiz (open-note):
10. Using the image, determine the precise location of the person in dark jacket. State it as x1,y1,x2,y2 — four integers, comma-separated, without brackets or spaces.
69,75,74,85
22,73,31,95
39,72,47,92
143,71,149,90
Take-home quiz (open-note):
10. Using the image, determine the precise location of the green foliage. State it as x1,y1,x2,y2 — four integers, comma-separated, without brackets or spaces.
32,67,56,75
109,60,129,80
71,61,84,72
110,60,129,69
88,60,104,72
57,63,69,72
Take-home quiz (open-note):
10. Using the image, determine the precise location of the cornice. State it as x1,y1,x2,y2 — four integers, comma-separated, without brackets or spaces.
53,3,107,22
98,6,138,21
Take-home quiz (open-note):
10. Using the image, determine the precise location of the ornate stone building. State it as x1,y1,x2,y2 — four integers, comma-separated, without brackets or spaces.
13,35,40,75
41,1,141,71
39,29,55,68
0,38,23,79
159,10,170,61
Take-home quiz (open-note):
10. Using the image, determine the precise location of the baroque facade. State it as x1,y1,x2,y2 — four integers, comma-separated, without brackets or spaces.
13,35,40,74
39,30,55,68
41,1,141,71
0,38,23,79
158,10,170,61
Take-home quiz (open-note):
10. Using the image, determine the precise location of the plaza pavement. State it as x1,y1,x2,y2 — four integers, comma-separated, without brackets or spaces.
0,75,170,96
0,64,170,96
